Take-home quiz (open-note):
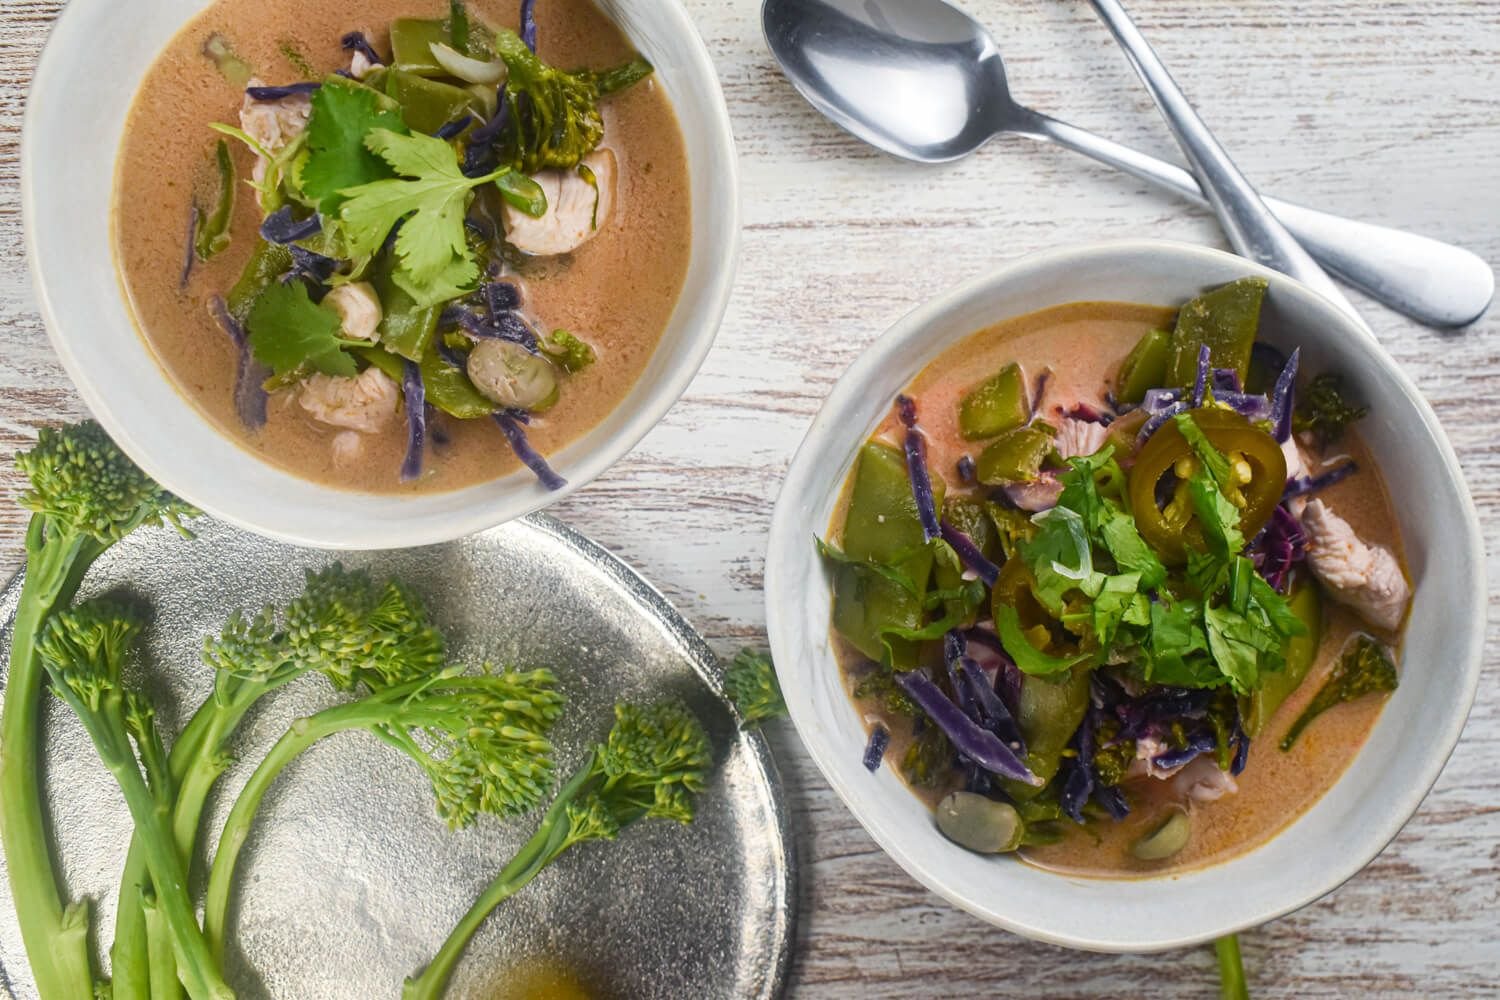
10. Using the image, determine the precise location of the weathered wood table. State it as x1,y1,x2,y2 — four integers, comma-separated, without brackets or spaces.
2,0,1496,995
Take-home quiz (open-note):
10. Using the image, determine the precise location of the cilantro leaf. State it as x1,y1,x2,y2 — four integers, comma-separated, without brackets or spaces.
1204,604,1277,694
246,281,357,377
996,604,1094,677
1174,412,1234,490
1098,506,1167,588
1144,599,1221,688
301,77,410,211
1188,474,1246,558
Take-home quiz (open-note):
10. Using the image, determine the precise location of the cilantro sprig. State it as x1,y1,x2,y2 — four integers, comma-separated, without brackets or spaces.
246,281,360,377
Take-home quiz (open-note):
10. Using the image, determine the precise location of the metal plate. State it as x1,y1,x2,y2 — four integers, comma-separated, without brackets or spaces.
0,514,795,999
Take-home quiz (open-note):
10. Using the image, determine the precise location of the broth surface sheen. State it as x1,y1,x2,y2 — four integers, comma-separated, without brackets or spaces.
114,0,691,494
834,301,1406,878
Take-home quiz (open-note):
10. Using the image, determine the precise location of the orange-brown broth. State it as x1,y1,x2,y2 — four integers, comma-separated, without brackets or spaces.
834,301,1404,877
113,0,691,493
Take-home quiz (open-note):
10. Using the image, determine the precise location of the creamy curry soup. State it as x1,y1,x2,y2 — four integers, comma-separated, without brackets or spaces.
114,0,691,493
820,284,1409,876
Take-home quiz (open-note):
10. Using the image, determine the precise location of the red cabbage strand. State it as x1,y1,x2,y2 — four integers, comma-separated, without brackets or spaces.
493,411,566,490
893,670,1041,785
894,395,940,542
400,360,427,482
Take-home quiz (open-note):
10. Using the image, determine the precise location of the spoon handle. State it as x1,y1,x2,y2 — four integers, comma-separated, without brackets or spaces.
1085,0,1369,332
1010,110,1493,329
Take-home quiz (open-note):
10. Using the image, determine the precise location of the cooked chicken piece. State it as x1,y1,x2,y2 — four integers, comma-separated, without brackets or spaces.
1300,498,1411,631
298,367,400,434
322,282,383,342
501,148,616,257
1170,756,1238,803
240,79,312,188
1054,416,1110,460
1127,735,1191,781
331,431,364,466
1282,437,1312,515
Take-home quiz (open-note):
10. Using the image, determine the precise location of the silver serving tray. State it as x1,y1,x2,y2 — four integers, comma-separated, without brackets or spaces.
0,514,795,999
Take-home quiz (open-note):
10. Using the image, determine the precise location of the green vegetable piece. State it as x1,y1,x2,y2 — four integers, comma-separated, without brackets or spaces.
1293,372,1369,447
1166,277,1268,387
359,346,496,420
202,33,253,87
226,240,294,321
39,601,235,1000
1132,808,1191,861
373,256,440,362
1002,666,1090,800
542,329,596,372
590,56,655,96
1216,935,1250,1000
3,424,194,1000
829,441,943,669
278,40,315,77
386,69,483,135
958,362,1030,440
246,280,358,377
403,700,711,1000
301,75,410,213
390,18,450,75
1246,579,1322,737
724,649,788,727
975,423,1055,484
1116,327,1172,404
494,29,606,173
448,0,471,54
936,792,1024,854
194,140,236,261
1280,634,1397,751
996,604,1093,677
944,496,998,562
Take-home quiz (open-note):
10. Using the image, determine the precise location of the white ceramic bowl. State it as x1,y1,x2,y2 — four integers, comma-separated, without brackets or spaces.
765,240,1484,952
22,0,738,549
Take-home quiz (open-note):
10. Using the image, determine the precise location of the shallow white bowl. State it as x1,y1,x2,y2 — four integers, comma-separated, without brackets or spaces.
765,240,1484,952
23,0,738,549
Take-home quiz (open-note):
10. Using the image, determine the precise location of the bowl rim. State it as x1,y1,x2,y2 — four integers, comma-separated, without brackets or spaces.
20,0,740,551
764,238,1485,951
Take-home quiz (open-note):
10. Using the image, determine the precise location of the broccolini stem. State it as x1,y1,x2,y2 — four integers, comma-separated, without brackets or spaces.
140,891,179,1000
402,760,596,1000
0,533,103,1000
1215,934,1249,1000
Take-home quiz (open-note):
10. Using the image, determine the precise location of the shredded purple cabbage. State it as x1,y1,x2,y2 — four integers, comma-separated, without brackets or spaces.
1283,460,1358,500
961,628,1022,716
1250,504,1306,593
1137,400,1188,444
943,632,978,721
259,206,322,245
436,340,470,370
893,670,1041,785
1150,731,1217,771
1190,343,1211,407
440,306,540,351
862,723,890,772
181,207,199,290
998,471,1063,513
938,519,999,586
1216,391,1273,423
894,395,940,542
520,0,539,51
1066,401,1113,425
1095,785,1130,819
1030,369,1050,415
209,297,268,430
245,82,321,101
1211,368,1242,395
483,280,523,317
282,245,338,289
956,454,976,484
1231,714,1250,776
463,95,512,177
493,411,566,490
959,660,1025,754
400,360,427,482
1269,347,1301,442
1059,712,1097,822
434,114,475,140
340,31,384,65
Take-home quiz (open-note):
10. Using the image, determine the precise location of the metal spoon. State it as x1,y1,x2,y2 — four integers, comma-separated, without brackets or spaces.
1085,0,1366,330
761,0,1494,328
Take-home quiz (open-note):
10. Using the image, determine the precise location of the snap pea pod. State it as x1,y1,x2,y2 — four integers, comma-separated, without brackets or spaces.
830,441,944,669
958,362,1030,440
943,496,999,562
226,241,294,321
390,19,450,75
1246,579,1323,737
373,257,440,362
386,69,484,135
358,346,496,420
194,140,236,261
1115,327,1171,404
976,423,1055,484
1165,277,1268,387
1002,666,1090,800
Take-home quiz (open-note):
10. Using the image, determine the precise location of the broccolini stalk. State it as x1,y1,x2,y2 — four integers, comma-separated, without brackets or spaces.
36,601,233,1000
0,421,194,1000
403,700,712,1000
111,566,447,1000
1215,934,1249,1000
202,666,563,958
1279,635,1397,751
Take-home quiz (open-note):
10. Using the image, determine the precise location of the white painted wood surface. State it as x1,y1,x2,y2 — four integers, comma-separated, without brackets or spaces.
2,0,1498,995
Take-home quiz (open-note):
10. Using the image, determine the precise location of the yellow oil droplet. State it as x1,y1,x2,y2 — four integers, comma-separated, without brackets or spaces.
488,959,592,1000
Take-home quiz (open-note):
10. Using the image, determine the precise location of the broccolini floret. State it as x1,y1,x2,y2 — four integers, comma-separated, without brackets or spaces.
1293,373,1369,447
0,422,194,1000
724,648,789,727
36,600,234,1000
403,699,712,1000
1280,635,1397,751
201,665,564,958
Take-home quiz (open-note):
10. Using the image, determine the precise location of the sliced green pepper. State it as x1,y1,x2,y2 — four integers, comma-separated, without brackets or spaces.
194,140,236,261
1002,666,1090,800
1166,277,1268,387
385,69,484,135
226,241,294,322
831,441,944,669
1115,327,1171,404
372,257,439,362
390,18,449,75
1127,407,1286,563
959,362,1030,441
1246,578,1323,736
976,423,1055,485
